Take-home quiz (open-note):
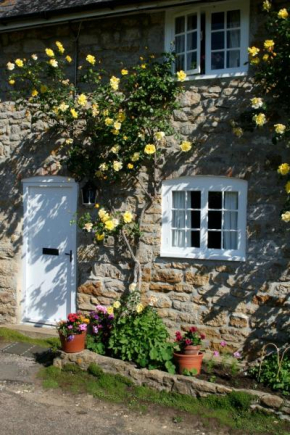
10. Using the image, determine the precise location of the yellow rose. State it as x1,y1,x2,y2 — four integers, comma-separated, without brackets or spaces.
49,59,58,68
7,62,15,71
176,70,187,82
127,163,134,169
98,208,110,222
83,222,93,232
121,69,128,75
70,108,78,118
248,47,260,57
110,76,120,91
15,59,24,67
264,40,275,51
86,54,96,65
118,111,126,122
103,109,109,116
144,144,156,154
253,113,266,126
123,211,133,223
278,8,288,19
263,0,271,12
58,102,69,112
55,41,65,54
113,121,121,130
250,57,260,65
99,163,108,171
107,306,114,315
105,220,115,231
45,48,55,57
131,152,140,161
31,54,38,60
110,145,120,154
141,64,146,69
9,79,15,85
105,117,114,126
113,301,121,309
233,127,243,138
281,211,290,222
96,233,105,241
91,104,99,117
77,94,87,106
66,55,72,63
285,182,290,194
274,124,286,135
154,131,165,141
277,163,290,176
40,85,48,93
31,89,38,97
136,303,144,314
263,54,270,62
180,141,192,152
251,97,263,109
113,161,123,171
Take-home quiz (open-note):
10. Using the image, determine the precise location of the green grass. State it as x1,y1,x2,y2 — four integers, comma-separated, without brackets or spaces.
38,363,290,435
0,327,60,349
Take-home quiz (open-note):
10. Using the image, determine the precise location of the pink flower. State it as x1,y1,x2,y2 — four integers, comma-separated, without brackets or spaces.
220,340,227,347
190,326,197,333
175,331,182,341
200,333,206,340
185,338,192,345
78,323,87,331
233,351,241,358
213,351,219,357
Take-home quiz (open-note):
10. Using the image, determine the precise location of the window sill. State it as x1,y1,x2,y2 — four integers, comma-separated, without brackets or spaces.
184,71,248,81
160,251,246,262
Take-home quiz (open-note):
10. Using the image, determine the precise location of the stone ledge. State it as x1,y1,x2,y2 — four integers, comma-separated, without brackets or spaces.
53,350,290,420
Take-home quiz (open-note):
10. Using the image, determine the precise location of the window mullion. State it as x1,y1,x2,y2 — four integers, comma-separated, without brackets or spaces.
200,188,207,253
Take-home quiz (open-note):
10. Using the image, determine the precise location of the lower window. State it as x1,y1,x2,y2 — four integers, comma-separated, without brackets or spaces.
161,176,247,261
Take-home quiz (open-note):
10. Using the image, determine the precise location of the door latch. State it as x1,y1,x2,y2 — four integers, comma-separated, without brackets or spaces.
65,250,73,263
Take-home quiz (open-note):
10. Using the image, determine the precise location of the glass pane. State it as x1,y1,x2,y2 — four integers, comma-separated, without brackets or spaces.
191,211,200,228
188,14,197,31
212,31,224,50
227,50,240,68
211,51,224,70
227,30,240,48
191,191,201,209
208,231,221,249
223,231,238,249
208,192,222,209
175,54,184,72
190,231,200,248
211,12,224,31
172,230,185,247
187,51,197,71
208,211,222,229
175,16,185,34
173,191,185,208
224,192,238,209
187,32,197,51
227,10,240,28
175,35,185,53
223,211,238,230
172,210,185,228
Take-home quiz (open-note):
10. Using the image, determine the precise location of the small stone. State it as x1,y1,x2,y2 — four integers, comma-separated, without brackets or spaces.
261,394,283,409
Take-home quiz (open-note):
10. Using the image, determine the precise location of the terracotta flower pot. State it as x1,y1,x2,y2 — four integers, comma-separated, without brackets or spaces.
183,345,201,355
174,352,203,375
60,331,86,353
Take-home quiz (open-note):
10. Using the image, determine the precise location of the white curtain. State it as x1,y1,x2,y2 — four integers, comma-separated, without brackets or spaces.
172,192,185,247
223,192,238,249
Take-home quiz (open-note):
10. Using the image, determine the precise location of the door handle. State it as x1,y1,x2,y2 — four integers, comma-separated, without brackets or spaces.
65,250,72,263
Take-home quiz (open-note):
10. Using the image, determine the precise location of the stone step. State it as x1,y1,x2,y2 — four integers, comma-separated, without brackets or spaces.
0,324,58,339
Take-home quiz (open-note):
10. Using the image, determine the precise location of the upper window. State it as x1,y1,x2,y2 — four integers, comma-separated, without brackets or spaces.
165,0,249,77
161,176,247,261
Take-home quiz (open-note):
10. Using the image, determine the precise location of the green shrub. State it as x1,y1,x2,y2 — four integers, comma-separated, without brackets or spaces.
87,362,104,378
249,353,290,395
62,363,82,374
108,304,175,374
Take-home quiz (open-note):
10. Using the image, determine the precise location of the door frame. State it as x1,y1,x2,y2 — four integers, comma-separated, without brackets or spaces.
21,176,78,325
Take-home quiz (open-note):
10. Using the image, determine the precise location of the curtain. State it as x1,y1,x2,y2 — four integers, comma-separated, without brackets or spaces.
172,191,185,247
223,192,238,249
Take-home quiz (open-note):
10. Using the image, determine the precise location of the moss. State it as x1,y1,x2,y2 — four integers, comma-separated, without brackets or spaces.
0,327,60,349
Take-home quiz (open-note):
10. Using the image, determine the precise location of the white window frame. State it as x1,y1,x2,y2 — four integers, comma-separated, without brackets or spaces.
161,176,247,261
164,0,250,79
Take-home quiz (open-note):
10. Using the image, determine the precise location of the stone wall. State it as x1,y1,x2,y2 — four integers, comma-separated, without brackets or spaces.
0,1,289,356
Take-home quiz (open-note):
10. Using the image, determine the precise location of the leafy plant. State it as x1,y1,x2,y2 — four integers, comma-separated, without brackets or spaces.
182,368,198,376
250,353,290,396
174,327,206,352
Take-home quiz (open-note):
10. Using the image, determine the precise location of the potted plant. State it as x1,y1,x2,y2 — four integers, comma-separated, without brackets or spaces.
173,327,206,375
57,312,89,353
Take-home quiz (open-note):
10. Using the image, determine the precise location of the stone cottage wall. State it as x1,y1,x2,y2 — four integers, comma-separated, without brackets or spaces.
0,0,289,356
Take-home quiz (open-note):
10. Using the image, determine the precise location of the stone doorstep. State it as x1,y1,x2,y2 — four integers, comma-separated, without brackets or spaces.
53,350,288,420
0,324,58,339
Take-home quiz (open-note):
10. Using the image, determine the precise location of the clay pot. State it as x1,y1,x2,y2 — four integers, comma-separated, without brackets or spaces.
183,345,201,355
174,352,203,375
60,332,86,353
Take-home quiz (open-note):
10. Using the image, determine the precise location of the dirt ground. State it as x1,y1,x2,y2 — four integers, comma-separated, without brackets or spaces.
0,350,237,435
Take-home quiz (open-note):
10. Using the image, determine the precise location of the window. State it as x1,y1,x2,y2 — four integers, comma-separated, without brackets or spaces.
165,0,249,77
161,176,247,261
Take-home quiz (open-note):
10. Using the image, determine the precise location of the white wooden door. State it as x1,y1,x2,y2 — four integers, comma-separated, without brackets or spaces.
22,177,78,325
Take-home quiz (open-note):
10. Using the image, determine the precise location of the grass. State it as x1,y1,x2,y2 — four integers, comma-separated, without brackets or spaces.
0,327,60,349
38,363,290,435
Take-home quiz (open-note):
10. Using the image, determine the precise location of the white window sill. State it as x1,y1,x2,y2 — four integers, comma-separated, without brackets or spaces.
184,71,248,81
160,251,246,262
